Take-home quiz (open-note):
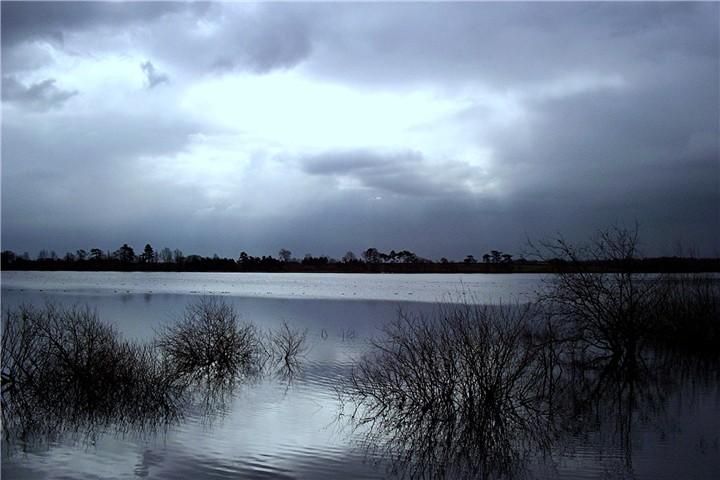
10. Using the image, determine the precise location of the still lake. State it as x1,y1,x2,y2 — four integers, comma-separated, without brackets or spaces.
2,271,719,479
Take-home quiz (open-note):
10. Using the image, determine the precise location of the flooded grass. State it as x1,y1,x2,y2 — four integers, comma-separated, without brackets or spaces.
155,297,264,387
1,304,185,447
1,298,309,449
2,265,718,478
340,301,558,478
338,260,720,478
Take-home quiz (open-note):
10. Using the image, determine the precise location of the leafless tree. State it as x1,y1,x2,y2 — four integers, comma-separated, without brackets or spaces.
155,297,262,390
340,301,558,478
531,225,665,367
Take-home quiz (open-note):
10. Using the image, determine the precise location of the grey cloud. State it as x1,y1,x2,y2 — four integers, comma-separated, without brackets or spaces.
143,4,315,75
140,61,169,89
489,65,718,197
0,2,209,75
303,150,420,176
0,1,190,46
1,2,315,77
301,2,718,89
2,75,77,111
1,2,717,259
460,50,720,255
1,110,205,254
301,150,485,198
1,112,200,180
4,2,715,87
1,41,57,74
212,6,314,73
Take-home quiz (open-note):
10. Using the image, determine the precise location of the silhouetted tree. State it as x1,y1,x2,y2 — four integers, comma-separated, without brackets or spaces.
140,244,155,264
502,253,514,263
491,250,502,263
363,248,381,264
302,254,329,266
483,254,491,263
278,249,292,262
464,255,477,264
90,248,103,261
76,249,87,261
114,244,136,264
1,250,17,265
342,251,357,263
398,250,419,263
160,247,173,263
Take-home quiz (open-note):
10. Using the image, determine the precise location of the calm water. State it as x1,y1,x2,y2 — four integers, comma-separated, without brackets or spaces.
2,271,719,479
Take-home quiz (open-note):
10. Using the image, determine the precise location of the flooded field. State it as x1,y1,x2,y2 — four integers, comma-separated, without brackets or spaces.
2,272,719,479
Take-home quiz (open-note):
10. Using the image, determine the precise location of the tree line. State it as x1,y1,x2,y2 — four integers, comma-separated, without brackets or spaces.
1,244,517,267
1,243,718,273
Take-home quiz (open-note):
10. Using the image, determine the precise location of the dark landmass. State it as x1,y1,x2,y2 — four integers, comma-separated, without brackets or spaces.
3,228,720,477
2,245,719,274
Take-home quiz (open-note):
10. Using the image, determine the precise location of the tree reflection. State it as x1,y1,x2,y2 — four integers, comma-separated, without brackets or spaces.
1,300,310,451
340,298,720,479
340,302,559,479
2,305,186,450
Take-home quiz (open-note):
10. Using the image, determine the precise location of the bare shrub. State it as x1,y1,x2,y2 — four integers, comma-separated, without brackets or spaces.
1,304,184,446
155,297,262,388
1,298,314,447
533,226,664,367
341,301,557,479
651,273,720,353
267,321,308,378
2,305,43,404
531,226,720,365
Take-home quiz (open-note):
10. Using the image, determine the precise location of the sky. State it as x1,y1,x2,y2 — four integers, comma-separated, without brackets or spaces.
1,1,718,260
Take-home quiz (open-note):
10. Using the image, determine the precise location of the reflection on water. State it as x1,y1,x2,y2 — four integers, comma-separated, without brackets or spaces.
340,303,557,479
1,299,321,454
2,275,720,479
339,300,720,479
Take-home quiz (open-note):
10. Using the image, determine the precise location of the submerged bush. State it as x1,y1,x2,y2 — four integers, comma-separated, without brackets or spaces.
266,321,308,379
533,230,720,369
155,298,263,388
535,226,665,368
1,298,313,448
651,274,720,354
1,304,184,445
341,301,558,479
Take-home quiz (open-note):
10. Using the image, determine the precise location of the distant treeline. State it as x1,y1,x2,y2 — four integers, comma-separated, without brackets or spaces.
1,244,719,274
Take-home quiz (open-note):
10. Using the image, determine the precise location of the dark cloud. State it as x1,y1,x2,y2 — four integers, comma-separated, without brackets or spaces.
0,1,188,46
483,56,719,207
1,2,315,76
1,109,206,255
301,2,718,89
210,5,314,73
0,2,717,258
140,61,169,89
301,150,487,197
2,75,77,111
302,150,400,175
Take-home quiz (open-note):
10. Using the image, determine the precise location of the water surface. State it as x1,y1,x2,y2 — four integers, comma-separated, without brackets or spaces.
2,272,718,479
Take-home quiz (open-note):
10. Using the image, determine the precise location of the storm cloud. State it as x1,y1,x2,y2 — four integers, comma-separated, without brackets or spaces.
1,2,718,259
2,75,78,111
